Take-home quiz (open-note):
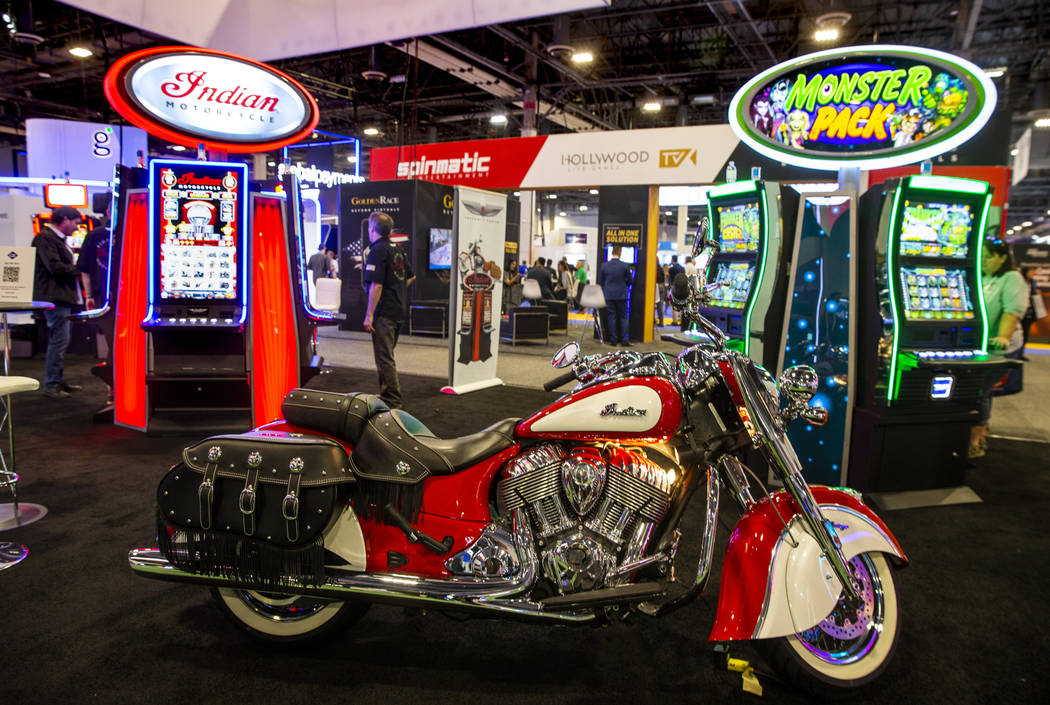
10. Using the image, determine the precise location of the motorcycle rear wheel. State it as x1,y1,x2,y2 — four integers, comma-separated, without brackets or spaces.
211,587,369,643
757,552,900,696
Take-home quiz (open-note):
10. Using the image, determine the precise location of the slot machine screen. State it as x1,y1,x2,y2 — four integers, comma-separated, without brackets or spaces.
898,201,972,258
151,161,246,302
428,228,452,270
715,201,761,253
709,261,755,309
900,266,975,321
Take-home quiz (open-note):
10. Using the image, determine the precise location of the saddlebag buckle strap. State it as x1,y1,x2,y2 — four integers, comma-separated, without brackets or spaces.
198,461,219,530
240,466,260,536
283,466,303,542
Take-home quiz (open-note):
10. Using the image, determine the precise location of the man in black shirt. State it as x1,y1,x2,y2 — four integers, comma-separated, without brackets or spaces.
525,257,555,299
34,206,84,399
363,211,414,408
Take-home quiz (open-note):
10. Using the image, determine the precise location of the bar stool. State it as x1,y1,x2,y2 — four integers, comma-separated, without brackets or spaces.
0,375,39,569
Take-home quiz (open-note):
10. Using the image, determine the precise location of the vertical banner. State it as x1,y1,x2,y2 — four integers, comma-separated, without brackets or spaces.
443,185,507,394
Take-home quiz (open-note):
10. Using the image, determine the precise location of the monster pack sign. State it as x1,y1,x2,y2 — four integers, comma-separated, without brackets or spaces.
729,45,996,170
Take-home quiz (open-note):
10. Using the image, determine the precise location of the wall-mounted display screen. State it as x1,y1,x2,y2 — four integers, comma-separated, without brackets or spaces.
899,200,972,259
716,201,761,253
900,266,974,320
605,245,637,264
429,227,452,270
152,160,245,301
709,261,755,309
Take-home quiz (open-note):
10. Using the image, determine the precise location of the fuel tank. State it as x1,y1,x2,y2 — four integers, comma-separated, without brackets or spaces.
517,377,682,443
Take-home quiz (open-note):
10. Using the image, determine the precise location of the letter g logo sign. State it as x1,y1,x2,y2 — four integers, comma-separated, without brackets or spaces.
443,194,454,209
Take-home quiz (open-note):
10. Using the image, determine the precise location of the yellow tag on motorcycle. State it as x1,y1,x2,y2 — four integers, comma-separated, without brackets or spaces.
727,657,750,672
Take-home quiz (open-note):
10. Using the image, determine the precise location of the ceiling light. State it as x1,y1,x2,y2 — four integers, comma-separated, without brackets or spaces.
347,155,357,163
814,28,839,41
170,145,187,152
362,127,380,136
692,94,717,106
642,102,661,112
490,114,507,125
388,74,406,84
664,211,672,216
983,67,1007,78
37,71,51,78
69,45,93,58
1035,118,1050,128
589,189,599,195
548,194,558,200
1022,221,1033,227
579,205,588,212
268,161,276,167
1011,148,1019,156
559,211,567,217
571,51,593,64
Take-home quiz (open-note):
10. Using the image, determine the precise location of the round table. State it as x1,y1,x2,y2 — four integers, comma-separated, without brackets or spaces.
0,301,54,568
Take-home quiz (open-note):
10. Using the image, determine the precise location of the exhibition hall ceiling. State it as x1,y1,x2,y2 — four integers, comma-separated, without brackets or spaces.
0,0,1047,228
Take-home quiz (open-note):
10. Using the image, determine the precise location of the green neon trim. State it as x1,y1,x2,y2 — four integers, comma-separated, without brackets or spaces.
909,175,990,194
709,180,759,198
727,338,746,353
742,188,770,358
886,185,905,402
974,192,993,351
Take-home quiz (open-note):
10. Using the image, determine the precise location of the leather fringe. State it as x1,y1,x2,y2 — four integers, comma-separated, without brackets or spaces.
353,478,425,524
157,514,326,587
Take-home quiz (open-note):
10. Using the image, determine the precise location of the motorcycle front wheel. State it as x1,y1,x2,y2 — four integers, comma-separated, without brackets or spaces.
211,587,370,643
757,552,900,696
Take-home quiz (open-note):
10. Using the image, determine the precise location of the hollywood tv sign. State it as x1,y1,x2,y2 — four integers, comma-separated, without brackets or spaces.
728,45,996,170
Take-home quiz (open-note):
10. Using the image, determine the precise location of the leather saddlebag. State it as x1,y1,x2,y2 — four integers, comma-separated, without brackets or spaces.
156,430,355,585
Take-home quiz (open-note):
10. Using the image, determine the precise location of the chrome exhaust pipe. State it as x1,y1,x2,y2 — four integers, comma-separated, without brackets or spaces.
128,548,595,623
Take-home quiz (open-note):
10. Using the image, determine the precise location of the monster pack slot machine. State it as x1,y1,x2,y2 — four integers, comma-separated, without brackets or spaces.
850,174,1014,492
700,179,798,368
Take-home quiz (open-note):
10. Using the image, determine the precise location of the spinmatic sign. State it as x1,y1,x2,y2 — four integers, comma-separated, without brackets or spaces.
729,45,996,170
104,46,319,152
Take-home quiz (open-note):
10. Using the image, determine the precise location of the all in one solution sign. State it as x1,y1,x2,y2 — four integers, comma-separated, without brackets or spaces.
728,45,996,170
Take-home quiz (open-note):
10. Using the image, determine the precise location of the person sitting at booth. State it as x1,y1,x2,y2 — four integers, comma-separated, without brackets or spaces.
970,239,1029,458
526,257,555,300
308,244,328,284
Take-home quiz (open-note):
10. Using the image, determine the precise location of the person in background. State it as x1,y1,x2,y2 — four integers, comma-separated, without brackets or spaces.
574,260,588,310
544,257,557,284
326,249,339,278
308,243,328,284
363,211,414,409
555,260,575,303
684,256,697,277
970,240,1029,458
526,257,555,299
598,245,633,346
667,255,685,325
34,206,84,399
1019,267,1039,361
654,260,667,326
77,197,114,400
503,258,523,308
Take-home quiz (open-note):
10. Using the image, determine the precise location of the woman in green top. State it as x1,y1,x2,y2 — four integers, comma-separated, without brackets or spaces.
970,240,1029,458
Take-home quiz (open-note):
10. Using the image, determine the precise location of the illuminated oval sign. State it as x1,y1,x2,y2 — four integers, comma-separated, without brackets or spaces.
104,46,319,153
728,45,996,170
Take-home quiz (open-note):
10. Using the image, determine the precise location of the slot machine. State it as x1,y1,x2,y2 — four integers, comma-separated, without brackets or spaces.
850,174,1014,491
699,180,799,368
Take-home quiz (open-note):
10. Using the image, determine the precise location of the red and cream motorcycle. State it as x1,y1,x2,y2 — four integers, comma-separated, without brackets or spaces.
130,225,906,695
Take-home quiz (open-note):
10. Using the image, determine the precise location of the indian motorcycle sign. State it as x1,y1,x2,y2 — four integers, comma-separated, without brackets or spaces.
103,46,319,152
728,45,996,170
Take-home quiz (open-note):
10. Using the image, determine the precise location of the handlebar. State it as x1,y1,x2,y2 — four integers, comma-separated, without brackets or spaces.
543,369,578,391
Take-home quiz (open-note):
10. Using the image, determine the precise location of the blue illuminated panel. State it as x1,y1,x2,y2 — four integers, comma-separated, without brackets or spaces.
931,375,955,399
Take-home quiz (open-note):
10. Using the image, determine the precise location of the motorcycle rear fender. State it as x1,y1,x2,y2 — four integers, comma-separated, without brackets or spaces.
710,486,906,641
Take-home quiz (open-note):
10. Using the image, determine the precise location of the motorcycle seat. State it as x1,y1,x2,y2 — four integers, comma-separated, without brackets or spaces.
351,410,519,482
281,388,389,445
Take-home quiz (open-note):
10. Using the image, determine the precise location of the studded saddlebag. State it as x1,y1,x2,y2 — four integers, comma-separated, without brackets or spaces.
156,430,355,586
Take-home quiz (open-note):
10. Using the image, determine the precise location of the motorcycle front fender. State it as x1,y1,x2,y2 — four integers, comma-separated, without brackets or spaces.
709,486,906,641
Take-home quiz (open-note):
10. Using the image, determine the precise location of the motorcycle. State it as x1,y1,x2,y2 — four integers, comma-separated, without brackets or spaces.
129,220,906,695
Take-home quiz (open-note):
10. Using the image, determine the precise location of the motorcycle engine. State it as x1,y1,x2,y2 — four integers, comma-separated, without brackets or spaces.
498,443,677,595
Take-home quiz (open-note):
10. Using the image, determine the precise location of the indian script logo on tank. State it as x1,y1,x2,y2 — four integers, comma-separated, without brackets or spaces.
103,47,318,152
728,45,996,170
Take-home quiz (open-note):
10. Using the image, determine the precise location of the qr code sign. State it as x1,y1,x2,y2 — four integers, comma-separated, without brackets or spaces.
2,265,18,283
